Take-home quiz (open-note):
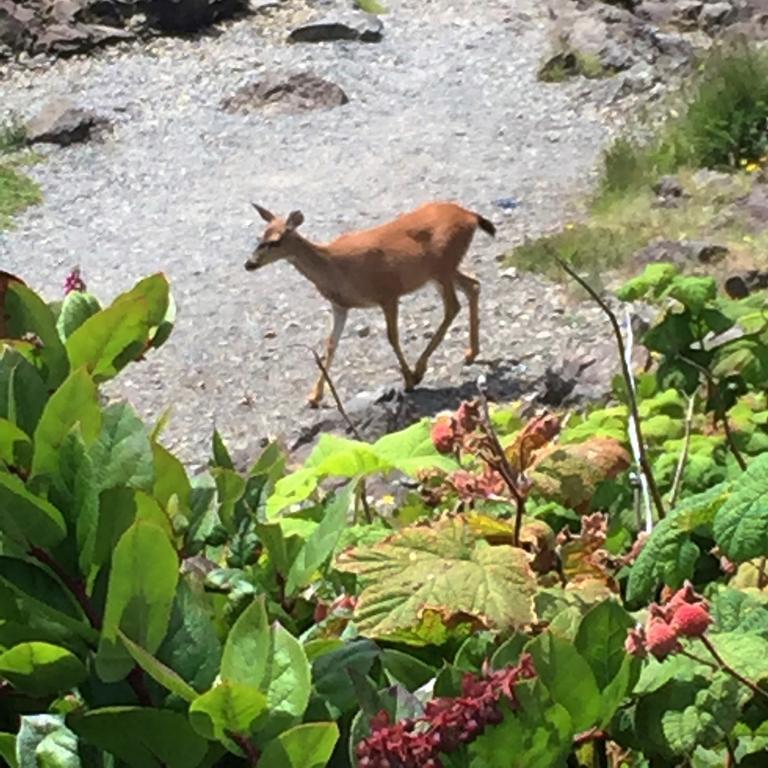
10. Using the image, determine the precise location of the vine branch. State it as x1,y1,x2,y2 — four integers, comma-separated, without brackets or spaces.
554,256,666,520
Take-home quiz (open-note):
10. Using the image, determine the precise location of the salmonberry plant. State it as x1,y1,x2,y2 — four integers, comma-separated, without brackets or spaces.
0,263,767,767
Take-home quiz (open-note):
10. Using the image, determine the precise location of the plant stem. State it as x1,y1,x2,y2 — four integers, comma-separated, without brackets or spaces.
476,375,526,546
29,547,101,629
356,478,373,524
555,257,666,520
228,732,261,766
127,666,152,707
700,635,768,701
758,556,767,589
668,393,696,507
678,354,747,471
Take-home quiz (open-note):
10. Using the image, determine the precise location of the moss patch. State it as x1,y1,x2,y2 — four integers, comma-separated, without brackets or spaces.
0,162,42,230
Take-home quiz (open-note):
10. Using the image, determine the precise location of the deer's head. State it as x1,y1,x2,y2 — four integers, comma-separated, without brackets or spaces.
245,203,305,270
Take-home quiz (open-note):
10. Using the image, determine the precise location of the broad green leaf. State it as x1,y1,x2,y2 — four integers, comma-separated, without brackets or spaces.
312,639,380,715
117,630,198,703
49,427,97,537
0,556,97,644
529,437,630,510
710,587,768,634
713,453,768,561
335,516,536,643
212,467,245,530
0,472,66,549
469,680,573,768
89,402,154,493
55,291,101,341
707,631,768,683
189,682,267,742
0,733,17,768
152,442,191,511
31,367,101,480
221,596,311,724
211,428,234,469
667,275,717,315
260,723,339,768
286,482,352,594
16,716,76,768
266,468,318,517
69,707,206,768
156,579,222,693
381,648,435,690
527,633,601,732
65,274,169,382
0,417,31,470
616,263,679,302
5,282,69,388
0,349,48,436
32,726,80,768
96,521,179,681
355,0,387,12
373,418,459,474
574,600,634,689
627,483,731,604
0,642,86,696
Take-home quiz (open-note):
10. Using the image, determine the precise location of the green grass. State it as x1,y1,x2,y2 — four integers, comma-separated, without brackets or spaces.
507,170,760,280
595,41,768,203
0,165,42,229
0,112,41,230
510,41,768,279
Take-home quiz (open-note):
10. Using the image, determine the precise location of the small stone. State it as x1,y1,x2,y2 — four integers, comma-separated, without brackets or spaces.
699,2,735,28
501,267,518,280
288,12,383,44
355,324,371,338
25,97,109,146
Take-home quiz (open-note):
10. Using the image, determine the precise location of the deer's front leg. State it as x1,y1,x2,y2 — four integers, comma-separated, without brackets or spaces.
308,304,348,407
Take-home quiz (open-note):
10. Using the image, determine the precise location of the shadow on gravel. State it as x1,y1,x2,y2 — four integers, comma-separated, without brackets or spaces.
289,358,530,453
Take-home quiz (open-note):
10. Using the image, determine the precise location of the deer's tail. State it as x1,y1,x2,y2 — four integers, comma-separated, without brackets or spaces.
474,213,496,238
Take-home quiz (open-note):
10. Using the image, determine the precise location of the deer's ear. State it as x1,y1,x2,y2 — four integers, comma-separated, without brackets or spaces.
286,210,304,230
252,203,275,222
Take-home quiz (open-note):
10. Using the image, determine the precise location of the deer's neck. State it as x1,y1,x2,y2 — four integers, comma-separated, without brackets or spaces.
286,236,337,292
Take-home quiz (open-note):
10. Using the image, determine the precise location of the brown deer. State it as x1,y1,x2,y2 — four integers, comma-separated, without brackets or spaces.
244,201,495,407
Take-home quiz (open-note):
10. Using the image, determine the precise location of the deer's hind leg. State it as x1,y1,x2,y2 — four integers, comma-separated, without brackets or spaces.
413,279,460,385
455,270,480,363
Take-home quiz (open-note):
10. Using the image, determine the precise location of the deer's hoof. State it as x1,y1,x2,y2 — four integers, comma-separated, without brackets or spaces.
464,349,479,364
307,395,321,409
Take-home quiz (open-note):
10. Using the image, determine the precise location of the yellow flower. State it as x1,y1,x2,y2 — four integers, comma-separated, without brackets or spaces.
746,162,760,173
380,494,395,505
743,235,754,243
565,223,575,230
740,158,749,166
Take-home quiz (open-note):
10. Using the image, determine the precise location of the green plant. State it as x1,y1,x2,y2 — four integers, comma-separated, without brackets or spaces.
2,267,768,767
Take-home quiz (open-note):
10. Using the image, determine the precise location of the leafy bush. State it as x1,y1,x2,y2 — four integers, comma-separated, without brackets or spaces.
2,268,768,767
0,113,40,230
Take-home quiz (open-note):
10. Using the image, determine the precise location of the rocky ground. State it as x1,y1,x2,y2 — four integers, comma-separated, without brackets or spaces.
1,0,733,468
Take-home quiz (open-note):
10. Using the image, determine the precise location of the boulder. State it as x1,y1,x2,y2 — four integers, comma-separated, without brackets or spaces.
288,11,383,43
25,98,110,145
634,238,729,268
221,72,349,114
145,0,249,33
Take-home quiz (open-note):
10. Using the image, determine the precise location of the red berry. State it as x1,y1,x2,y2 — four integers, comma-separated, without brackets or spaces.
671,601,711,638
645,618,680,660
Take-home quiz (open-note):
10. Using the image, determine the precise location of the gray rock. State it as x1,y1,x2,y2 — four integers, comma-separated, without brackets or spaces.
634,238,729,267
724,270,768,298
146,0,249,33
25,98,109,145
288,12,383,43
653,175,685,199
699,1,736,28
221,72,349,114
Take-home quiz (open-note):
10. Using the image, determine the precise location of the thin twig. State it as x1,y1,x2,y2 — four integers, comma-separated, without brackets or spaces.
700,635,768,702
476,375,526,546
555,257,666,520
668,393,696,507
758,557,767,590
356,478,373,524
678,354,747,471
29,547,101,630
290,342,362,441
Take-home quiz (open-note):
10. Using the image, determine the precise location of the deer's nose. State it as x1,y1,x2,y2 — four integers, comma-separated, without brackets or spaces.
244,260,258,271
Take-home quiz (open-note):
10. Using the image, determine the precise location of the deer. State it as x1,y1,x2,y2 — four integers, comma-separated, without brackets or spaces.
244,201,496,407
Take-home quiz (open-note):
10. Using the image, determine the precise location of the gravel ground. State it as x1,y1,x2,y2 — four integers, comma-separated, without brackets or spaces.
0,0,620,467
